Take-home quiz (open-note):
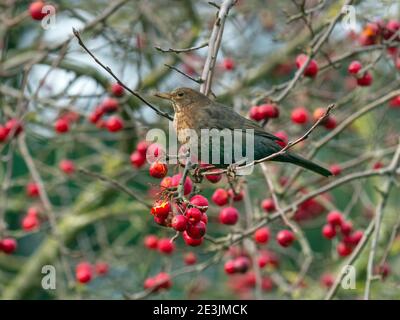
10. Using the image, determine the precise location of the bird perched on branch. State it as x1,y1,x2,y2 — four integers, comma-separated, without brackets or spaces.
155,87,331,177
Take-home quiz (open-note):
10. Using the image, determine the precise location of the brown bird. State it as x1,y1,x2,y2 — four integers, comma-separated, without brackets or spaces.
155,87,331,177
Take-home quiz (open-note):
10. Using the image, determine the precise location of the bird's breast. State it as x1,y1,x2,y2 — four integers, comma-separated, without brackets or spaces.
174,112,199,144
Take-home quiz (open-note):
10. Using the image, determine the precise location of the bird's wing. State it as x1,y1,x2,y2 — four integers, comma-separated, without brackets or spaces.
200,102,283,142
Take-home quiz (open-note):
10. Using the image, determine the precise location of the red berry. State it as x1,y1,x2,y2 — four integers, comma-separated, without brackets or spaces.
189,195,209,212
106,116,123,132
313,108,325,121
254,227,270,244
389,96,400,108
373,161,384,170
171,215,188,232
27,207,39,217
274,130,288,147
324,116,337,130
5,119,23,137
171,174,193,195
228,189,243,202
261,198,275,213
219,207,239,225
22,214,40,231
249,106,264,121
205,173,222,183
185,207,202,224
110,83,124,97
136,141,149,155
348,61,362,74
259,104,279,119
348,230,363,246
149,161,168,178
357,72,373,86
26,182,40,197
320,273,334,288
291,107,309,124
327,211,344,226
154,215,167,226
102,98,119,113
276,230,295,247
322,224,336,239
59,159,75,175
222,58,235,71
296,54,319,77
95,262,109,276
29,1,47,20
154,272,172,290
376,262,391,279
224,260,236,274
144,277,156,290
337,242,352,257
88,108,104,124
201,213,208,225
187,221,206,239
258,254,268,268
75,262,92,284
0,238,17,254
340,221,353,236
183,252,197,265
54,118,69,134
182,231,203,247
130,151,146,168
383,20,400,40
261,277,274,292
212,188,229,206
151,200,171,218
144,235,158,249
160,176,173,190
157,238,175,255
233,256,251,273
0,126,9,142
330,164,342,176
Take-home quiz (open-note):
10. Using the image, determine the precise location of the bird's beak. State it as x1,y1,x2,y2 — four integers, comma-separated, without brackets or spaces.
154,92,172,100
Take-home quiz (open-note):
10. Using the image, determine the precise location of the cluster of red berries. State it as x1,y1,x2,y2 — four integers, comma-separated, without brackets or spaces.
211,188,243,225
294,195,326,221
21,207,41,232
0,237,17,254
144,235,176,254
347,60,373,87
88,83,125,132
0,119,23,143
296,54,319,78
130,140,149,168
224,256,251,275
358,20,400,47
313,108,337,130
322,211,363,257
144,272,172,292
75,261,109,284
249,104,279,122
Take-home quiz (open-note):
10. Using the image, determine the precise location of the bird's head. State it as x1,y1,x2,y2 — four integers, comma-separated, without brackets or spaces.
155,87,209,112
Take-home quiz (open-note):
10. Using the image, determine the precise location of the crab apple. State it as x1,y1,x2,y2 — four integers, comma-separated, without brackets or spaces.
0,126,9,142
185,207,202,224
389,96,400,108
261,198,275,213
187,221,206,239
249,106,263,121
224,260,236,274
234,256,251,273
29,1,47,20
348,60,362,74
149,161,168,179
144,235,158,249
106,116,123,132
322,224,336,239
228,189,243,202
160,176,173,190
258,254,268,268
254,227,270,244
88,108,104,124
130,151,146,168
184,252,197,265
337,242,352,257
101,98,119,113
26,182,40,197
324,116,337,130
320,273,334,288
274,130,288,147
171,215,188,232
340,221,353,236
212,188,229,206
219,207,239,225
157,238,175,255
222,58,235,71
5,119,23,136
296,54,319,77
59,159,75,175
357,72,373,86
259,104,279,119
189,195,209,212
154,272,172,290
205,173,222,183
136,140,149,155
327,211,344,226
182,231,203,247
291,107,309,124
22,214,40,231
276,230,295,247
95,262,109,276
75,262,92,284
151,200,171,218
54,118,69,134
171,174,193,195
110,83,124,97
330,164,342,176
0,238,17,254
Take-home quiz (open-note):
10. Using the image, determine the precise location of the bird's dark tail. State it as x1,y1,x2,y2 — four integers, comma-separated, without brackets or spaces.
277,152,332,177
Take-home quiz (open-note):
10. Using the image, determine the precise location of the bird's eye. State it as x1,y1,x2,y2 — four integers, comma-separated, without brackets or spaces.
177,92,184,97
